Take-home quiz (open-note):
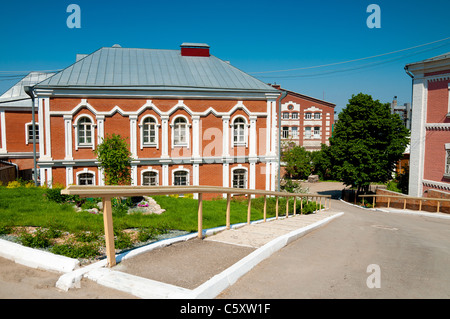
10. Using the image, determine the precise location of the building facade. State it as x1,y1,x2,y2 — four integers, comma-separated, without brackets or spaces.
24,43,281,197
405,52,450,196
272,85,335,151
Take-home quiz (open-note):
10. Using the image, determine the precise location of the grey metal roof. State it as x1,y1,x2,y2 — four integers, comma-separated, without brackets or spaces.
36,46,278,94
0,72,54,102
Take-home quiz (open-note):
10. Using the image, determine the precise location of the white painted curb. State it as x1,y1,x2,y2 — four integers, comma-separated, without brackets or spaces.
0,238,80,273
188,212,344,299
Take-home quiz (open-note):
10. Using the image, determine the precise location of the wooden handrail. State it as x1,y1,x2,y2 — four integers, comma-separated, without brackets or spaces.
62,185,331,267
359,194,450,213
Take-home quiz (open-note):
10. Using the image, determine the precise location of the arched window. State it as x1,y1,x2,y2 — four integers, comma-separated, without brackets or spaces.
77,117,93,146
173,170,189,186
232,168,247,189
233,117,247,146
78,172,94,185
142,171,158,186
143,117,157,145
173,117,188,146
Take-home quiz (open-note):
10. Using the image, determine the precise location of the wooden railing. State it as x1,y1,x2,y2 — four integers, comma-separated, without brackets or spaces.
61,185,331,267
359,194,450,213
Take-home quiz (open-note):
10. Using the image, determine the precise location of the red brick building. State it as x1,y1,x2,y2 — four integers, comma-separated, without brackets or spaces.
405,52,450,196
272,85,335,151
22,43,281,197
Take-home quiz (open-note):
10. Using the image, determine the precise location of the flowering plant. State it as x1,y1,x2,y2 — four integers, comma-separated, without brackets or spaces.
138,201,149,207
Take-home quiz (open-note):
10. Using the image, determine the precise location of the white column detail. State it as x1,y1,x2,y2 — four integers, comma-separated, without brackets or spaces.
64,115,73,161
65,166,73,185
222,116,230,158
192,116,200,158
162,164,169,186
0,110,6,153
161,116,169,158
129,115,138,159
44,97,51,160
249,115,257,159
96,115,105,145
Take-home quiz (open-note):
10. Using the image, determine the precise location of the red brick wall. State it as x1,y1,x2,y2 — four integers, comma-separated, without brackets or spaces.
427,79,450,124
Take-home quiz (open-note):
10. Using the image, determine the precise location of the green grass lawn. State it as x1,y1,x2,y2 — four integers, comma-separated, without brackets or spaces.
0,185,320,259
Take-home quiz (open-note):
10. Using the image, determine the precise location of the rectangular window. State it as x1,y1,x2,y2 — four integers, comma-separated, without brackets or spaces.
27,123,39,144
446,150,450,176
282,127,289,138
305,113,312,120
282,112,289,119
305,127,311,139
314,127,320,138
292,113,298,120
233,169,247,189
292,126,298,138
314,113,321,120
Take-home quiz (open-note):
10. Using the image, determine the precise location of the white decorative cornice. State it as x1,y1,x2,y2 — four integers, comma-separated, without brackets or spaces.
423,179,450,191
425,123,450,131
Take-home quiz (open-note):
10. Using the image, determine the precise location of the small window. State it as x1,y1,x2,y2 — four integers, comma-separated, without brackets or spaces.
305,113,312,120
143,117,157,145
26,123,39,144
282,127,289,138
292,126,298,138
232,169,247,189
305,127,311,139
78,173,94,185
173,117,187,146
314,127,320,137
142,171,158,186
292,113,298,120
282,112,289,119
314,113,321,120
78,117,93,146
173,170,188,186
233,117,246,145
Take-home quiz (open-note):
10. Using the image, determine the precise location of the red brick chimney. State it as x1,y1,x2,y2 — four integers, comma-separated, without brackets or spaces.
180,43,210,57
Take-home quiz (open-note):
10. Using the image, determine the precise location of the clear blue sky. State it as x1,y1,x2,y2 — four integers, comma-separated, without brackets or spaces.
1,0,449,114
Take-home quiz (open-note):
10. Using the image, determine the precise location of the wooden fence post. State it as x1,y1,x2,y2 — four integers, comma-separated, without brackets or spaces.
276,196,279,219
226,193,231,230
294,196,297,216
102,196,116,267
286,196,289,218
437,200,441,213
263,195,267,222
247,194,251,224
300,196,303,214
198,193,203,239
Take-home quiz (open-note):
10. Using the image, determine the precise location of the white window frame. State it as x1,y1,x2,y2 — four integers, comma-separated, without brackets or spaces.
282,127,289,139
76,169,96,186
282,112,289,119
305,113,312,120
313,126,321,138
231,166,248,189
74,115,96,150
139,115,160,150
314,112,321,120
172,168,190,186
231,116,248,147
445,144,450,178
291,113,299,120
305,127,312,139
25,122,39,145
171,115,190,149
292,126,299,138
141,168,159,186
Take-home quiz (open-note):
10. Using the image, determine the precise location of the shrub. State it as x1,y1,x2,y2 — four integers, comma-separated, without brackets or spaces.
114,230,134,249
19,229,51,248
51,243,100,259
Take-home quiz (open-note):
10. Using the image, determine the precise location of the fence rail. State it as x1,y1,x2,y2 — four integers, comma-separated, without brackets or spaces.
359,194,450,213
61,185,331,267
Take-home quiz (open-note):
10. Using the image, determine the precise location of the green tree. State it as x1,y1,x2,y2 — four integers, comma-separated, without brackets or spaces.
282,145,313,180
329,93,409,194
94,134,133,185
311,144,335,180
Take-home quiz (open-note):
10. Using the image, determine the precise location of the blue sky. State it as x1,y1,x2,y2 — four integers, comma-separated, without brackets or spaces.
0,0,449,113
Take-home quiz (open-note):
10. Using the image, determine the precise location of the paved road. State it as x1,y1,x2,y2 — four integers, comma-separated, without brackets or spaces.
218,199,450,298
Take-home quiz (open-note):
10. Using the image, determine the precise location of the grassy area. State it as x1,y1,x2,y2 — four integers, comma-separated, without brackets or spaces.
0,184,321,260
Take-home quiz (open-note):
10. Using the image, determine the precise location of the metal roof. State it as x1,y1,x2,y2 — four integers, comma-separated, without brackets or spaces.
36,46,278,94
0,72,55,106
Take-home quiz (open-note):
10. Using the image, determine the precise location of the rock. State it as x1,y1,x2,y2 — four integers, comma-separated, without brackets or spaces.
308,175,319,183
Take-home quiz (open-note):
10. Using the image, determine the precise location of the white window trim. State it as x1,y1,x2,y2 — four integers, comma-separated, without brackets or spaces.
231,166,248,189
314,112,322,120
170,115,191,149
75,168,96,186
305,113,312,120
73,114,96,150
282,112,290,120
445,144,450,178
172,167,190,186
141,167,160,186
231,115,249,147
292,113,299,120
139,115,160,150
305,127,312,139
313,126,321,139
25,122,39,145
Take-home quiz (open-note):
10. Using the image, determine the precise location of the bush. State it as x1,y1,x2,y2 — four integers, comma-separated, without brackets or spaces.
19,229,51,248
51,243,100,259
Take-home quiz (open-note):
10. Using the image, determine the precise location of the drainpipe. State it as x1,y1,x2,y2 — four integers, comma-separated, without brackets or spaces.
24,85,38,186
278,89,288,192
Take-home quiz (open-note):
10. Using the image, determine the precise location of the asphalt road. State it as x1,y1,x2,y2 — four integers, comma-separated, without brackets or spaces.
217,199,450,298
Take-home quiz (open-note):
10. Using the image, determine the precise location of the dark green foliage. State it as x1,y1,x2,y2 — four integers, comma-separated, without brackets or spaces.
94,134,133,185
282,146,313,179
329,93,410,192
